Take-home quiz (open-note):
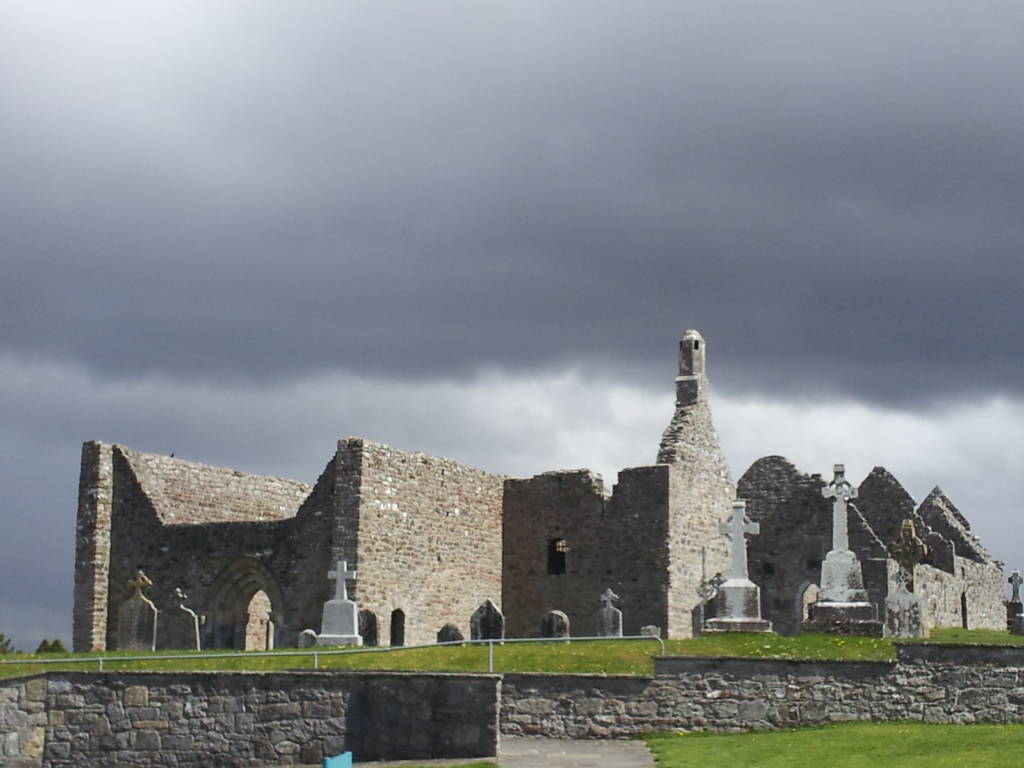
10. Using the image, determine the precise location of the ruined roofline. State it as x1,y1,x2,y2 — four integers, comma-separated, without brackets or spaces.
93,441,313,526
95,442,311,488
337,436,508,479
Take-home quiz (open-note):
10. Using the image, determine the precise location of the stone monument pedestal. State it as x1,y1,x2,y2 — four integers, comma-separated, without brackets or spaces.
804,601,882,636
317,598,363,647
317,560,363,647
704,578,772,633
1007,601,1023,632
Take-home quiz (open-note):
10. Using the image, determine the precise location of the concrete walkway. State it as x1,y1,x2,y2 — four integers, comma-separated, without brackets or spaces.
348,736,656,767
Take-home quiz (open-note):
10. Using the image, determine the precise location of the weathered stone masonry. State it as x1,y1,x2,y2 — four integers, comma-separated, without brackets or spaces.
501,644,1024,738
73,330,1005,651
11,647,1024,765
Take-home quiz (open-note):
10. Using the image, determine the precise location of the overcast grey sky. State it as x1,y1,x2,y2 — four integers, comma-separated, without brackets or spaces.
1,2,1022,650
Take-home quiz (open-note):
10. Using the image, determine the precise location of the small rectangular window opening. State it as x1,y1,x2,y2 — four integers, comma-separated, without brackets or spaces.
547,538,568,575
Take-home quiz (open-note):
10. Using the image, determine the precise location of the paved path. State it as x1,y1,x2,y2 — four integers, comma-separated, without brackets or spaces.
348,736,656,767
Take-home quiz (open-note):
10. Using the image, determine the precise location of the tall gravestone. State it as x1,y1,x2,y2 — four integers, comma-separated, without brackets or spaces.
470,599,505,640
175,587,203,651
596,588,623,637
117,570,158,651
884,519,928,638
1008,571,1024,633
541,610,570,639
317,560,362,646
804,464,882,636
705,500,772,633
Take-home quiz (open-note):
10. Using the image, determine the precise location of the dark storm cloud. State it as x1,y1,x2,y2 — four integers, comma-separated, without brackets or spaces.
2,1,1022,403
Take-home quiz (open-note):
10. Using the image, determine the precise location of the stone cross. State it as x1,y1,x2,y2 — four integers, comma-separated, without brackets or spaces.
889,519,928,584
327,560,357,602
822,464,858,552
1010,570,1023,602
720,500,758,580
128,569,153,597
600,588,619,608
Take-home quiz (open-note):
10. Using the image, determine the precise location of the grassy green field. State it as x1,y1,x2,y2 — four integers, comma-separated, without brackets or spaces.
645,722,1024,767
0,628,1014,679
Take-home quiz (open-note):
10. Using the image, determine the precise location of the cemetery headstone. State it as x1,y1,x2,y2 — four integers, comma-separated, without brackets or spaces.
437,623,464,643
175,587,203,651
298,629,319,648
317,560,362,646
541,610,570,639
117,570,159,651
596,588,623,637
1008,570,1024,632
640,625,662,638
705,500,772,633
470,599,505,640
803,464,882,636
884,570,926,638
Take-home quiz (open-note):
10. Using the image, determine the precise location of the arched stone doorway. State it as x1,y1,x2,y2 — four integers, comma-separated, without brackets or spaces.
390,609,405,647
205,557,286,650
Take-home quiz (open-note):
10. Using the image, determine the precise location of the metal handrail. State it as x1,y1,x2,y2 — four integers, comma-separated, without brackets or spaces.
0,634,665,674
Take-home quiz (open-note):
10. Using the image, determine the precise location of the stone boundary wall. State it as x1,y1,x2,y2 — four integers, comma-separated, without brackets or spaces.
0,676,46,767
502,646,1024,737
35,670,498,767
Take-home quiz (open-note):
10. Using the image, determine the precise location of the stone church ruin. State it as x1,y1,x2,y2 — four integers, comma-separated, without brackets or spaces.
72,330,1005,652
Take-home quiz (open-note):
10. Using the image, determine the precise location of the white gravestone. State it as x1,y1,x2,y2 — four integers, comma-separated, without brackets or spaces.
597,588,623,637
1009,570,1024,634
705,501,771,633
804,465,881,635
317,560,363,647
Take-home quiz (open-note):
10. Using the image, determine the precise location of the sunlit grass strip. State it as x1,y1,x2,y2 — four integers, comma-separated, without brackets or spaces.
1,628,1018,680
645,722,1024,768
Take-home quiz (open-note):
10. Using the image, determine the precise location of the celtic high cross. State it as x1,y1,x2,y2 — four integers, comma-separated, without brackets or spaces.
822,464,857,552
720,500,759,580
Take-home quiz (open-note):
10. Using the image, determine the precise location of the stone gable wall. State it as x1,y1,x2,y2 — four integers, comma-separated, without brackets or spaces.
116,446,311,525
343,439,505,647
41,671,498,767
73,442,114,652
101,456,336,651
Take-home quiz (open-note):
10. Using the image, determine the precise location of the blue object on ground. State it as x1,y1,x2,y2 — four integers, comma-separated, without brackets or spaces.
323,751,353,768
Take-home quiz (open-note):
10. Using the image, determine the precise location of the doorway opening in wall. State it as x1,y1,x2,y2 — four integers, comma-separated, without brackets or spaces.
359,610,379,647
961,593,969,629
244,590,274,651
390,609,405,647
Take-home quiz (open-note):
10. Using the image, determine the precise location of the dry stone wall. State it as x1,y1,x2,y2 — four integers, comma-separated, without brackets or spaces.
0,676,46,767
41,671,498,767
502,645,1024,737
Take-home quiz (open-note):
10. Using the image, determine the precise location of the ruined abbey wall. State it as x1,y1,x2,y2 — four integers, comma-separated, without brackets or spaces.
502,467,670,638
341,438,505,647
738,455,1005,635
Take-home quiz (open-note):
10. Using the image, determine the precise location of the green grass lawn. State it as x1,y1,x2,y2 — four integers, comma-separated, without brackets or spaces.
0,628,1015,679
645,722,1024,767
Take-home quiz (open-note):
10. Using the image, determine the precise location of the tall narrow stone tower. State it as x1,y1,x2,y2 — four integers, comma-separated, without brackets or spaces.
658,329,718,464
657,330,736,636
